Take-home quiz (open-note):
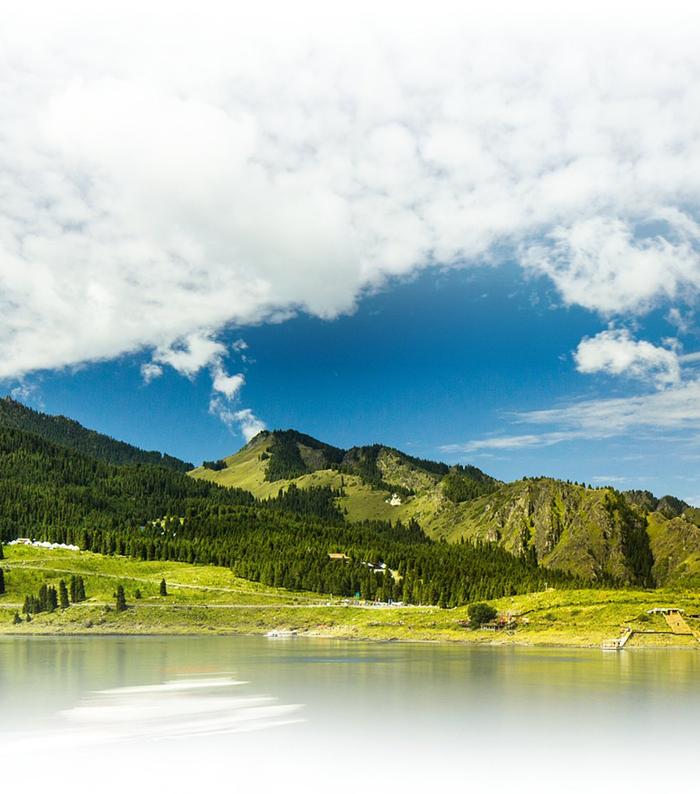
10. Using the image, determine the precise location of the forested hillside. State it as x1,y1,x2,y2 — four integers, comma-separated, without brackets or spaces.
0,424,579,606
0,397,192,471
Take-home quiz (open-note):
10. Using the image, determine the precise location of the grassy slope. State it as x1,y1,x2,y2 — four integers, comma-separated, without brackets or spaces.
191,446,641,581
191,439,485,527
2,545,699,647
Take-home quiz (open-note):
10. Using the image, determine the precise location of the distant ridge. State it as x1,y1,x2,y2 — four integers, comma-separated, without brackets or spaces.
0,396,193,472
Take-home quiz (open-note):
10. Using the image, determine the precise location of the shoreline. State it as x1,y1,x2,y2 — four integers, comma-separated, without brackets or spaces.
2,620,698,650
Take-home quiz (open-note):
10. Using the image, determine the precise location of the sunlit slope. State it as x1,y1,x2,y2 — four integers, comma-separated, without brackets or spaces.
190,431,495,526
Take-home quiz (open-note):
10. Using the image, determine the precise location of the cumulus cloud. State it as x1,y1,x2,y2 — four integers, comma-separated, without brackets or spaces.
9,380,44,408
574,329,681,388
142,328,255,435
1,1,700,380
522,215,700,316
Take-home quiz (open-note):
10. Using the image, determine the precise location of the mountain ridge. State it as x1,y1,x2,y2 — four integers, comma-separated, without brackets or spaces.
0,396,193,472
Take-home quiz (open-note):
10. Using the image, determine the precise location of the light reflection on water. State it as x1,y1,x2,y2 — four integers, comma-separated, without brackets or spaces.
56,677,303,743
1,637,699,793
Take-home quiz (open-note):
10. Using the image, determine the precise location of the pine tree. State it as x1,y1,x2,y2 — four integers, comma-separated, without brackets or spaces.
159,578,168,596
47,586,58,612
0,567,5,595
0,542,4,560
59,579,69,609
38,584,49,612
12,612,21,625
70,575,86,603
134,588,142,599
115,585,127,612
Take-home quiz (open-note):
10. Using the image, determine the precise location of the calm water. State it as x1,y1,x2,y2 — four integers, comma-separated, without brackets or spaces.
1,637,698,792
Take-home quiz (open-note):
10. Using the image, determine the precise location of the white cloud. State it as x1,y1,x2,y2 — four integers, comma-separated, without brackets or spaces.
140,363,163,383
574,328,680,388
667,307,694,335
519,379,700,437
441,431,586,454
522,215,700,316
1,1,700,379
210,364,244,400
153,332,226,378
209,399,266,442
144,329,254,433
231,409,267,443
447,374,700,454
9,380,44,408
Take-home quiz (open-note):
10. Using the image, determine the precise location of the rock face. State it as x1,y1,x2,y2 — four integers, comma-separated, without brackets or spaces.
647,511,700,586
453,479,654,586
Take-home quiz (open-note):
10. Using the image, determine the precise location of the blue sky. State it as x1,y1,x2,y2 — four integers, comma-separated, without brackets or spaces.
2,2,700,502
8,263,700,503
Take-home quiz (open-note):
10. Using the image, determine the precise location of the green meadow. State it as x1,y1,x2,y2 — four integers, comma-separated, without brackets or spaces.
2,544,699,647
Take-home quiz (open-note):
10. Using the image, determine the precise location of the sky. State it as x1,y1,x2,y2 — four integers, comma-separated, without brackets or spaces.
2,0,700,502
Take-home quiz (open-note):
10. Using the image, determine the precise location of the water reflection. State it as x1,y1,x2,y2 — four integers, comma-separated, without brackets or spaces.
59,677,303,742
1,637,698,793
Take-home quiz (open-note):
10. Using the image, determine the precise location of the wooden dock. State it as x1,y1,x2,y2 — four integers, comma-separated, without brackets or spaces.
601,628,632,650
601,608,700,650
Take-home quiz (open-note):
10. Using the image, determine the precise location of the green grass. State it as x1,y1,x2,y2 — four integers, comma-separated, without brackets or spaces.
2,545,700,647
190,439,464,527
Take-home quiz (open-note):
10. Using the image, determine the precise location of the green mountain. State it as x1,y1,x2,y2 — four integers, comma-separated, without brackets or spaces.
2,408,698,598
0,423,570,606
0,397,192,471
192,429,700,587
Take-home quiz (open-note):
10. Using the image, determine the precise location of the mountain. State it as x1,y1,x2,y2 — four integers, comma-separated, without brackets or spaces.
2,406,699,596
0,422,569,606
192,429,498,520
0,397,192,472
191,429,700,586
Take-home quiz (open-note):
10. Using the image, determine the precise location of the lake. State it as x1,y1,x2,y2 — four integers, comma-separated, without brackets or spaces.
1,636,698,793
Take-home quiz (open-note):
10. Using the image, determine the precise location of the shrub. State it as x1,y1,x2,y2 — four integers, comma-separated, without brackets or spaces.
468,602,497,628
